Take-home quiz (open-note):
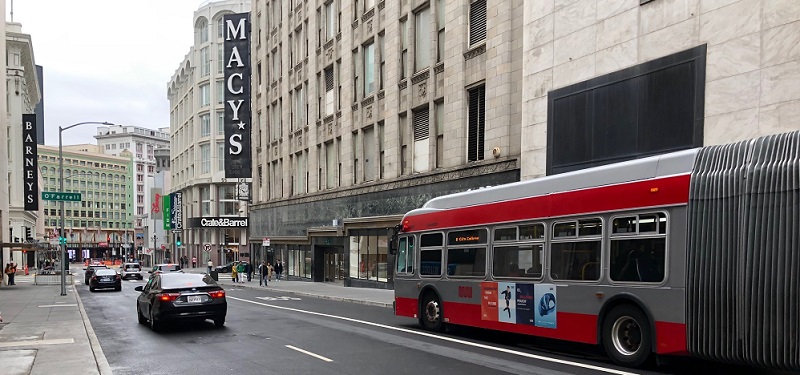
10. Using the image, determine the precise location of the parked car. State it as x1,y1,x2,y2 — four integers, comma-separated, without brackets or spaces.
135,272,226,331
84,264,109,285
148,263,182,274
214,262,235,273
120,263,143,280
89,268,121,292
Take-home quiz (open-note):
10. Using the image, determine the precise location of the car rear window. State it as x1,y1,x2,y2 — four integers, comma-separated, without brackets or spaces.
124,264,140,270
94,269,117,276
160,274,217,289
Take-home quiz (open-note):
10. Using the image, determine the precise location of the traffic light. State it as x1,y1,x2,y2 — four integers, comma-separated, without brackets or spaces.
176,236,182,247
25,227,32,241
59,236,67,245
224,232,229,244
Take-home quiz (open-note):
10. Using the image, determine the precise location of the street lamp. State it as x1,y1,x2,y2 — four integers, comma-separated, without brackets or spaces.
152,234,158,263
59,121,114,296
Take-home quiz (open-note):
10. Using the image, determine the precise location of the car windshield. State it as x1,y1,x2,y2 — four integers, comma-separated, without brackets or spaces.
94,269,116,276
160,274,217,289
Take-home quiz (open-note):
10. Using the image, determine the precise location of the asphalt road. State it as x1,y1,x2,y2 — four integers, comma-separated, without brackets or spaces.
77,279,783,375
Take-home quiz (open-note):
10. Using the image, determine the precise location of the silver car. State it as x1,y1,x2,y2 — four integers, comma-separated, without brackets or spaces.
120,263,143,280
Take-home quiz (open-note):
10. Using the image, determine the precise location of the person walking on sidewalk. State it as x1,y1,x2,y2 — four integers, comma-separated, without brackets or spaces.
258,261,268,286
274,259,283,281
5,263,16,286
231,262,238,282
192,256,197,268
236,262,246,283
245,262,253,282
207,259,213,274
268,263,274,282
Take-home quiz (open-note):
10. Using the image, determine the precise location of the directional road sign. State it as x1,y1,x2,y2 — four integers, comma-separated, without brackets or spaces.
42,192,82,202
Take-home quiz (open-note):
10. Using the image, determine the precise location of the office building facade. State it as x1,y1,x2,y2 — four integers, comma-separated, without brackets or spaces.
247,0,523,287
168,0,253,269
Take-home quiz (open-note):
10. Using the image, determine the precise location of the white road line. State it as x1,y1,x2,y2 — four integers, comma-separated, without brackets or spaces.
285,345,334,362
227,296,638,375
38,304,78,308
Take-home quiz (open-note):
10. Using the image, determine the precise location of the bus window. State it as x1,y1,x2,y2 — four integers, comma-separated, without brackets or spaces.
578,218,602,236
612,216,637,234
494,227,517,241
638,213,667,234
550,241,601,281
493,244,543,279
553,222,576,238
420,249,442,276
610,238,666,283
519,223,544,240
395,236,414,274
421,233,443,247
446,247,486,277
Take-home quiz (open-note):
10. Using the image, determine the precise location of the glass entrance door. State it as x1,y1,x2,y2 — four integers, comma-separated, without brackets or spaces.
323,250,345,282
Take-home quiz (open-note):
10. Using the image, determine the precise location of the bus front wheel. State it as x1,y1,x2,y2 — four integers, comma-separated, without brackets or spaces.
602,304,652,368
419,292,445,332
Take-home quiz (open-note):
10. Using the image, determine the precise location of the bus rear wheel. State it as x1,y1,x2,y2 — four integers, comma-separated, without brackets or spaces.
419,292,445,332
602,305,652,368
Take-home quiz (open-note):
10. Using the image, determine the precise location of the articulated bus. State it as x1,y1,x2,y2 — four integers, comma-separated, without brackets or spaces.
392,131,799,370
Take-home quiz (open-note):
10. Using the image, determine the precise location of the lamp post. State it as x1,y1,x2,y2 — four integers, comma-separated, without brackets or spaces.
59,121,114,296
152,234,158,263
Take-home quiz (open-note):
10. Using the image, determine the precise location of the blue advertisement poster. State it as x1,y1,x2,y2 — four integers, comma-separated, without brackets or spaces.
515,283,535,325
534,283,557,328
497,282,516,323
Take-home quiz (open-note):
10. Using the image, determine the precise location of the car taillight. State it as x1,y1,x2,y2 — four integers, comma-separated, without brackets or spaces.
208,290,225,299
157,293,180,302
91,276,97,280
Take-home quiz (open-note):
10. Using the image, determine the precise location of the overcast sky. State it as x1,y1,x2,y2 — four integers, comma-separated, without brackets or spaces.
7,0,207,146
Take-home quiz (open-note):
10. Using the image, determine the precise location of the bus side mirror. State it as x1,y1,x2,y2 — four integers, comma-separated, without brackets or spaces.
389,224,400,255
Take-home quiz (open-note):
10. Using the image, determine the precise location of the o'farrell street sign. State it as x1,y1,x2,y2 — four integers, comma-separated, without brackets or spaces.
42,192,82,202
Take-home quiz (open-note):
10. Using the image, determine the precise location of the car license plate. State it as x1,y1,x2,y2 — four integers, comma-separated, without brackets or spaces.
188,295,201,303
102,277,111,281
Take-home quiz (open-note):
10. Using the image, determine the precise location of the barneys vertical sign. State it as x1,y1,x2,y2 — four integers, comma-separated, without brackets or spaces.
223,13,252,179
23,114,39,211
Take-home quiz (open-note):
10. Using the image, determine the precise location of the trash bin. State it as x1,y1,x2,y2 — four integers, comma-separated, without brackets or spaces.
210,270,219,281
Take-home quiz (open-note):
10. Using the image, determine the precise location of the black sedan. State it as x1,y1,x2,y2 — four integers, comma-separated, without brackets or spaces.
135,273,226,331
89,268,122,292
84,265,109,285
214,262,235,273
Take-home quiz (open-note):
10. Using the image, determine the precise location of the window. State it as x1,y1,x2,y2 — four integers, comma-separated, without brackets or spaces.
378,121,385,179
294,86,305,129
293,151,307,195
399,113,409,174
201,47,210,77
325,141,336,188
610,213,667,283
200,84,210,107
218,186,238,215
324,66,335,116
200,144,211,174
363,127,375,181
469,0,486,46
467,86,485,162
400,19,408,79
200,114,210,137
216,81,224,104
434,101,444,167
437,0,445,62
364,42,375,95
413,107,430,173
325,1,336,40
550,218,602,281
218,44,224,73
217,142,225,171
217,111,225,135
379,34,385,90
198,19,209,44
415,7,430,72
352,131,360,183
349,232,389,282
396,236,415,274
446,229,487,277
201,187,211,215
217,16,225,38
353,50,360,100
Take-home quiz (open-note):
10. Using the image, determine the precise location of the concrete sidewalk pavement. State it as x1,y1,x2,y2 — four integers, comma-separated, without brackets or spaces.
182,267,395,308
0,270,111,375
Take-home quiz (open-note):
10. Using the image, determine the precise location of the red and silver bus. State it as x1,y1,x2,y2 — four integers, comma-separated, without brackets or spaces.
392,131,799,370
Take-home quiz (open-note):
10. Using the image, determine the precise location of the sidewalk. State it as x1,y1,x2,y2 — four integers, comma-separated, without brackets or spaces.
183,267,395,308
0,269,111,375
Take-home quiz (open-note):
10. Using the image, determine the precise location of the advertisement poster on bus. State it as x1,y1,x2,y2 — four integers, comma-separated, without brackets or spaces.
515,283,535,325
534,283,557,328
480,282,498,321
498,282,516,323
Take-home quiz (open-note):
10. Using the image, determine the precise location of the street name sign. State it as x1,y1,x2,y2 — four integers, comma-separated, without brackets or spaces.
42,192,82,202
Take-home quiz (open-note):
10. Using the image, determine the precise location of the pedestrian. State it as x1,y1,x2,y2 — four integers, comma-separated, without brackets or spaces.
207,259,213,274
231,262,238,282
236,262,246,283
192,256,197,268
258,261,268,286
274,259,283,281
5,263,16,286
245,262,253,282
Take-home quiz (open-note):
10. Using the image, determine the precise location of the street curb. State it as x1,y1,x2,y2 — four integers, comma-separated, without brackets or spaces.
73,284,113,375
226,281,393,309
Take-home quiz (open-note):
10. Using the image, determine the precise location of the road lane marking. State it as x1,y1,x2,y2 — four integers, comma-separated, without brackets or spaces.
255,296,301,301
38,304,77,308
285,345,334,362
0,338,75,348
227,296,638,375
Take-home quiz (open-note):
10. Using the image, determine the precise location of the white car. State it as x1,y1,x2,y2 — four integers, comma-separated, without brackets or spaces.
120,263,143,280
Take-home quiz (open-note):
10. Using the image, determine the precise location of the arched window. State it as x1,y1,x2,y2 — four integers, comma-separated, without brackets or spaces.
196,18,209,44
